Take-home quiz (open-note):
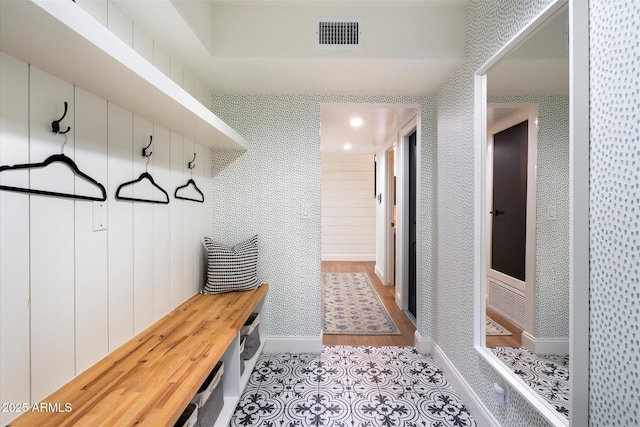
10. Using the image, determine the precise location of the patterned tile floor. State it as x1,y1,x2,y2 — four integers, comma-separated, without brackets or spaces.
491,347,569,419
230,346,477,427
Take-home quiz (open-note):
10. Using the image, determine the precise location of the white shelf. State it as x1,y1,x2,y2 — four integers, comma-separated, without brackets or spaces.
214,299,266,427
0,0,247,151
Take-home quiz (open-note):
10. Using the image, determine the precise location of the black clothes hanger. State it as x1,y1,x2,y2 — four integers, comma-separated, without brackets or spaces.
115,171,170,204
0,102,107,202
175,179,204,203
0,154,107,201
115,136,170,204
174,153,204,203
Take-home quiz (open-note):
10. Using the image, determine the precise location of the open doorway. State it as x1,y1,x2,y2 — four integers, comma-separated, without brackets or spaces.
319,102,419,346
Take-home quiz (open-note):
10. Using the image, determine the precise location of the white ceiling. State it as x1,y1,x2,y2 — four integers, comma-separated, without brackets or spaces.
320,103,419,153
112,0,567,154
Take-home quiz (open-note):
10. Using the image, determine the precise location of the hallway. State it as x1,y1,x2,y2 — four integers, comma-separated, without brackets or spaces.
321,261,416,347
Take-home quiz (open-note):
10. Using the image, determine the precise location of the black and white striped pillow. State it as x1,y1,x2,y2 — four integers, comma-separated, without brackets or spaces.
201,235,259,295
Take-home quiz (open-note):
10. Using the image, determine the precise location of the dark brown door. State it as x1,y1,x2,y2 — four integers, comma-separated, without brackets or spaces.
491,120,528,281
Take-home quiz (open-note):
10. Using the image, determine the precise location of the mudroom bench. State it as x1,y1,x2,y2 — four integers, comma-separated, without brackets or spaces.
9,284,269,427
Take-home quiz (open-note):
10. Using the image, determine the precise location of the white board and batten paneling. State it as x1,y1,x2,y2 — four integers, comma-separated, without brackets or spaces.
132,115,155,334
170,132,186,306
74,87,109,374
153,123,172,319
0,53,215,424
0,52,30,427
107,102,135,351
321,153,376,261
182,139,196,298
29,66,76,403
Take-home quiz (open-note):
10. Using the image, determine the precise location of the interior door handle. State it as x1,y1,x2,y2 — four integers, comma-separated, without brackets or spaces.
490,210,505,216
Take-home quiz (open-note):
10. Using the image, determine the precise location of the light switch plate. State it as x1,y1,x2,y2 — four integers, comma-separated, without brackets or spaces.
301,204,310,219
93,201,108,231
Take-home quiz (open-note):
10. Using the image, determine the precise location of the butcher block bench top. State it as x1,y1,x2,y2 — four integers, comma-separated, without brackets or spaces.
9,284,269,427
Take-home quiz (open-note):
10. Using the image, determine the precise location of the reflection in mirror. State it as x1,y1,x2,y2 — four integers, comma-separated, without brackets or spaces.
483,6,570,423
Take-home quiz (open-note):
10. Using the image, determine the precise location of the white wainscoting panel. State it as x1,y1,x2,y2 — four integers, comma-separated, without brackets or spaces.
0,53,214,425
74,87,109,374
132,115,155,334
182,138,196,297
170,132,185,306
107,102,135,350
29,66,76,402
0,52,30,427
153,123,172,319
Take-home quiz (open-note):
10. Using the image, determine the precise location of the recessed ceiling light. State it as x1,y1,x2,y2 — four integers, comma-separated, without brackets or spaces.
343,144,352,150
350,117,363,127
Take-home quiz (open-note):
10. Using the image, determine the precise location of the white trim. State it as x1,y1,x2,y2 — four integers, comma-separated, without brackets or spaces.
433,343,501,427
474,346,569,426
474,1,587,425
568,2,590,425
522,332,570,356
486,104,538,336
476,1,569,75
396,116,420,320
321,254,376,261
264,336,323,353
413,331,431,355
385,145,397,287
374,264,391,287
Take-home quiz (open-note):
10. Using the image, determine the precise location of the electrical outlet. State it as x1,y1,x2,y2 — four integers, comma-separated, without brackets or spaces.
494,383,506,407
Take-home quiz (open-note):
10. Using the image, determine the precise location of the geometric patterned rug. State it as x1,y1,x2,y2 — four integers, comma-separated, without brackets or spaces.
322,272,401,335
491,347,570,419
230,346,477,426
486,316,512,336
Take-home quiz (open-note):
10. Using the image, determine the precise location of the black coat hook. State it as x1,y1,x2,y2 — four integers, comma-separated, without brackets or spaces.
142,136,153,157
51,101,71,134
188,153,196,169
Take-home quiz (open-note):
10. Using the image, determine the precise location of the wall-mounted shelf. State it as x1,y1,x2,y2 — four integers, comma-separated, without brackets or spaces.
0,0,247,151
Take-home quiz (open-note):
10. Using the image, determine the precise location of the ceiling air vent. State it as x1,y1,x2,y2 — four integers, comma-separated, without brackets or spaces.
316,19,362,49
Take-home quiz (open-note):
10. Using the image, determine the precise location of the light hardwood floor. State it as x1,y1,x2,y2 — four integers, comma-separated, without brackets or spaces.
485,306,523,348
321,261,416,347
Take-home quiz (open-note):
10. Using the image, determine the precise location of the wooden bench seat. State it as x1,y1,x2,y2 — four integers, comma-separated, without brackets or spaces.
9,284,269,427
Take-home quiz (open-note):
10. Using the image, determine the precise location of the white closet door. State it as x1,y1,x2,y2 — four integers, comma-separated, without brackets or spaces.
153,123,171,319
29,66,75,402
0,52,30,426
107,102,134,351
170,132,185,306
74,88,108,374
132,114,154,334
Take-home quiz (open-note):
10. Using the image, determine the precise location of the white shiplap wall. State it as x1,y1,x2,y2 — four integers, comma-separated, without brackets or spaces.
0,52,212,425
321,153,376,261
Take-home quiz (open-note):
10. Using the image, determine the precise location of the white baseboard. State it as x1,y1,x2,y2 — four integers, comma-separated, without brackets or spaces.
414,331,431,354
264,336,323,353
433,342,501,427
321,254,376,261
522,332,569,355
374,264,393,286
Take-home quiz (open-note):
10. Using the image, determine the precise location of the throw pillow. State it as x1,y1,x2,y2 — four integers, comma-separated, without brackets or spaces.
201,235,259,294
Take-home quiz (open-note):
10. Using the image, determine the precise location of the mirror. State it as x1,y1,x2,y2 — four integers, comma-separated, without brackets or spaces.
477,2,574,426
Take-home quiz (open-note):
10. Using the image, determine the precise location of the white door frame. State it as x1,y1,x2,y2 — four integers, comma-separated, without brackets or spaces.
486,103,538,338
396,115,419,324
385,146,396,286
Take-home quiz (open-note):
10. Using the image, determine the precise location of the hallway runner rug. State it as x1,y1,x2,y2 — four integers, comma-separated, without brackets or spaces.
486,316,512,336
322,272,400,335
